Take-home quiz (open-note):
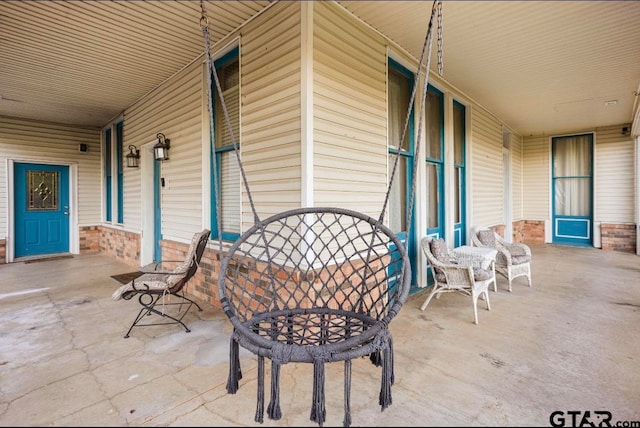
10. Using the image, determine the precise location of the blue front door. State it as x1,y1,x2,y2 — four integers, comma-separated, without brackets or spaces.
14,163,70,257
552,134,593,247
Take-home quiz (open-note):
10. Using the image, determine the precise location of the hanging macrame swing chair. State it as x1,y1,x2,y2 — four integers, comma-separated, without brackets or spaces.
200,1,442,426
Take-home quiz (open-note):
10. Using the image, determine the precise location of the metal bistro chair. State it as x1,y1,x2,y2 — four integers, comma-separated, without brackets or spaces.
111,229,210,338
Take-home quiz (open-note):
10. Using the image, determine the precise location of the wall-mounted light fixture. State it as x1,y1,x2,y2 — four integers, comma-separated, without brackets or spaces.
126,145,140,168
154,133,170,161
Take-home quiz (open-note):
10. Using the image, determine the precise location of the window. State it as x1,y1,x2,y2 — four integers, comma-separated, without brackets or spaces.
453,103,464,223
388,57,417,288
453,100,466,246
424,86,444,236
387,59,414,235
116,121,124,223
104,128,112,222
103,119,124,223
210,47,241,241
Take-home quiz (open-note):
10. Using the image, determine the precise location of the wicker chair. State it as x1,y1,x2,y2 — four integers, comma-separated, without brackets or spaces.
420,236,493,325
471,227,532,292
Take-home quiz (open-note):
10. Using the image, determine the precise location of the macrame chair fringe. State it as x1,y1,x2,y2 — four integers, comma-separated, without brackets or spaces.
226,333,242,394
369,350,383,367
310,359,327,425
267,361,282,420
378,341,394,410
255,355,265,423
343,359,352,428
200,0,444,425
389,335,396,385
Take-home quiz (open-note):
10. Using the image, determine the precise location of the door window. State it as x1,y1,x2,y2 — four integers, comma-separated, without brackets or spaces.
27,170,58,210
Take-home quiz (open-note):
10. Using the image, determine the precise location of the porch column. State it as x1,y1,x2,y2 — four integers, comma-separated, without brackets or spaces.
300,1,314,208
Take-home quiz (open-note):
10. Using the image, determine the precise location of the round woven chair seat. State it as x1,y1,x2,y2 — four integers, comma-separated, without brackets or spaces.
237,308,382,363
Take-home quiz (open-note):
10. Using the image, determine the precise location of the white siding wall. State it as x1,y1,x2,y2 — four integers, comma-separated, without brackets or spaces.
595,125,635,223
511,132,524,220
313,2,388,216
469,107,503,227
124,60,203,241
241,1,302,222
522,135,550,220
0,117,101,239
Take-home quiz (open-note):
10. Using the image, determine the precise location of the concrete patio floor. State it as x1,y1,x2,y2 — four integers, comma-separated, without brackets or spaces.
0,244,639,427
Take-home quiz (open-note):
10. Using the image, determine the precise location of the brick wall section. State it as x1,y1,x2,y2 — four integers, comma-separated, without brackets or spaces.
0,239,5,264
523,220,545,244
100,227,140,268
490,224,506,238
196,247,223,307
79,226,101,254
482,222,538,244
600,223,637,253
512,220,526,243
158,239,223,308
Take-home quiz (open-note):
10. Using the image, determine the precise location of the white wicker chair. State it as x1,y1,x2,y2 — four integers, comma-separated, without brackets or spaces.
471,226,532,292
420,237,493,325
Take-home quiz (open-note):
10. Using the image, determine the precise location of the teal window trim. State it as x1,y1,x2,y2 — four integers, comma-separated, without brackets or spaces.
104,128,112,222
116,121,124,223
210,46,240,242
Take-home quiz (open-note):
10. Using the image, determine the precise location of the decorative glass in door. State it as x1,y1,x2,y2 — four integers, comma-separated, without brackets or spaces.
28,170,59,210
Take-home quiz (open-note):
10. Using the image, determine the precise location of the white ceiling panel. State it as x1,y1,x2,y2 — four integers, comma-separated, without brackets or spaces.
340,0,640,135
1,0,639,136
0,0,272,127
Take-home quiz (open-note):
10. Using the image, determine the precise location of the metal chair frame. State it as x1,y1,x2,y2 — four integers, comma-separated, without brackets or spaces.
117,229,210,338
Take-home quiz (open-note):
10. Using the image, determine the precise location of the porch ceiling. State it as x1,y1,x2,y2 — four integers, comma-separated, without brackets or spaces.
1,1,639,136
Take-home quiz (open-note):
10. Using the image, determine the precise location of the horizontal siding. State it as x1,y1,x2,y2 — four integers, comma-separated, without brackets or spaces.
0,117,101,239
594,125,634,223
124,60,203,241
469,106,503,227
313,2,387,218
522,135,550,220
241,1,302,222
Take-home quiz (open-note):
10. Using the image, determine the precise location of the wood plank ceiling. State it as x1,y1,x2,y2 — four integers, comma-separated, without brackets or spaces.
1,0,639,136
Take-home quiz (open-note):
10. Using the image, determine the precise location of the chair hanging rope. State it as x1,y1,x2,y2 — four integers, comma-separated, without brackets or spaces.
199,1,443,426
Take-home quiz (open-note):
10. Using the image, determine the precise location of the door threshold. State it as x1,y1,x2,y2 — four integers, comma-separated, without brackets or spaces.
16,253,74,264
